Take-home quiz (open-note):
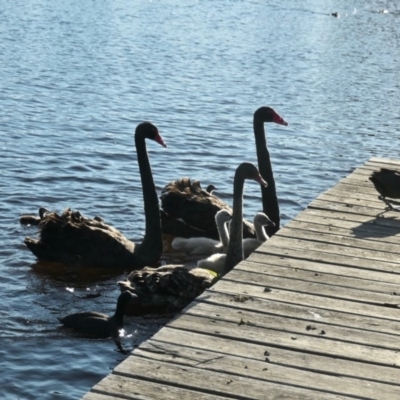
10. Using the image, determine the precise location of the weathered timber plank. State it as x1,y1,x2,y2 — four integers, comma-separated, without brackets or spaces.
235,258,400,295
150,327,400,386
293,207,400,231
257,234,400,266
115,354,351,400
352,167,400,178
309,198,400,218
167,313,400,367
325,181,385,196
82,393,124,400
85,374,228,400
283,221,400,247
209,279,400,321
247,250,400,284
197,290,400,336
275,225,400,256
255,242,400,275
183,299,400,350
134,340,400,399
221,267,400,307
322,185,393,204
315,192,400,214
290,212,400,242
369,157,400,165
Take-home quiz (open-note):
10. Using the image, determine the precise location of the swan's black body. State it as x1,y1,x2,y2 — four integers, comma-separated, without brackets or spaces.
58,291,136,337
22,122,166,269
369,168,400,210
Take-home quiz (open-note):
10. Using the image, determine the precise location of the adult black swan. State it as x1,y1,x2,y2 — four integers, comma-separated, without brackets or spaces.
58,291,136,338
21,122,166,269
160,107,287,239
118,162,267,315
369,168,400,211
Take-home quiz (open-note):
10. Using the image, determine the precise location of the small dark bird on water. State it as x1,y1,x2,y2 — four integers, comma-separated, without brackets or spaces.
58,291,136,338
369,168,400,211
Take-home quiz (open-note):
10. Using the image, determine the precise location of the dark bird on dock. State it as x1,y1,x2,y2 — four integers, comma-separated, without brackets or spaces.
20,122,166,269
369,168,400,211
58,291,136,338
119,162,268,316
160,107,288,240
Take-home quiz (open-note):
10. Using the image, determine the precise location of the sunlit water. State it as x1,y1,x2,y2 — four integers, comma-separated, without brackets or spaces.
1,0,400,398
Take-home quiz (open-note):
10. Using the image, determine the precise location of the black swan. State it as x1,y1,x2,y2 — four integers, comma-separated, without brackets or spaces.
118,162,267,315
58,291,136,337
369,168,400,211
160,106,287,239
21,122,166,269
171,209,232,255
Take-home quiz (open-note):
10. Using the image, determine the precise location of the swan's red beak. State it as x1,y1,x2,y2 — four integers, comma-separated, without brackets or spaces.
273,113,288,126
154,132,167,147
256,175,268,187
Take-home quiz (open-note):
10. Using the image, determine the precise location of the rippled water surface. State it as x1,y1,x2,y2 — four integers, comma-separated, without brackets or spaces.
1,0,400,398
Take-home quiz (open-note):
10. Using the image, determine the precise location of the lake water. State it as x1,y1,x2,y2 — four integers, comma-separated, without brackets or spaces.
1,0,400,398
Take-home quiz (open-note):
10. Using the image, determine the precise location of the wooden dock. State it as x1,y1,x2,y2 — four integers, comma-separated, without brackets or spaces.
83,157,400,400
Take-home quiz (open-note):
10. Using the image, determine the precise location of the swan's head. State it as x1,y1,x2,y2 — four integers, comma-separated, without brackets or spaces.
215,209,232,225
253,212,275,227
237,162,268,187
136,121,167,147
254,107,288,126
206,184,217,194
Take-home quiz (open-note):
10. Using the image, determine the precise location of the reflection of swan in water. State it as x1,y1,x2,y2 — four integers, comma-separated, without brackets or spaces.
118,162,267,315
20,122,166,269
369,168,400,211
58,291,136,338
171,209,232,255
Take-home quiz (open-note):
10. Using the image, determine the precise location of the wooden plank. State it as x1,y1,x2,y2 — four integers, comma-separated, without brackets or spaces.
315,192,400,214
135,340,400,399
115,354,351,400
309,198,400,218
82,394,124,400
197,290,400,336
209,278,400,321
254,241,400,276
235,259,400,296
290,210,400,242
167,313,400,367
150,327,400,386
84,374,229,400
368,158,400,166
275,224,400,256
221,267,400,307
183,299,400,351
292,207,400,232
257,234,400,267
241,254,400,287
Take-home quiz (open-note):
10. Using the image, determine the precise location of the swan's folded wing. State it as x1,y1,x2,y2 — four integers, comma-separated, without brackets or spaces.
24,209,135,268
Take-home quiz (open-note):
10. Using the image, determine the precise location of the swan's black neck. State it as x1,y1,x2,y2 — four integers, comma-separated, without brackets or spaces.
253,118,280,236
134,133,163,265
223,171,245,275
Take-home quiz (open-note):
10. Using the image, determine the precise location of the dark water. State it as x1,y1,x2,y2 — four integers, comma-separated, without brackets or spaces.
1,0,400,398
